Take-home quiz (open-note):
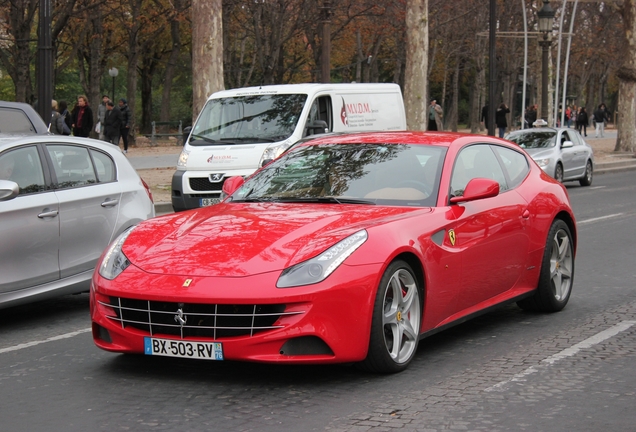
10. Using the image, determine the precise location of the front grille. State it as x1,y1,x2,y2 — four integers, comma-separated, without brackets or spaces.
102,297,301,339
189,177,225,191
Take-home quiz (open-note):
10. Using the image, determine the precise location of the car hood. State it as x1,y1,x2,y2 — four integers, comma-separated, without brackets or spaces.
123,203,430,277
523,147,556,159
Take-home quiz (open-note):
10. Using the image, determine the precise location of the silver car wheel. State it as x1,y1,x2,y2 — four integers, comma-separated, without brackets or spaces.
382,268,421,364
549,227,573,301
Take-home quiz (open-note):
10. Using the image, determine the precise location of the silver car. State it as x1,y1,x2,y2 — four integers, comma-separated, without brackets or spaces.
505,127,594,186
0,135,155,309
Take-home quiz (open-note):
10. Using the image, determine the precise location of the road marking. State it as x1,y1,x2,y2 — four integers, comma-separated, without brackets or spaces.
0,328,91,354
485,321,636,392
578,213,624,224
589,186,606,190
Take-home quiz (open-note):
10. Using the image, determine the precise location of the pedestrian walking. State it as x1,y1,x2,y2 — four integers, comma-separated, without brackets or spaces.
49,100,65,135
71,95,94,137
593,103,609,138
97,95,109,140
103,100,122,146
577,107,589,137
495,103,510,138
119,98,131,153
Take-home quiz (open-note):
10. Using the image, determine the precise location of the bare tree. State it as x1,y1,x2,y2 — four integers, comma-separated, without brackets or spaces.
615,0,636,152
192,0,224,120
404,0,428,130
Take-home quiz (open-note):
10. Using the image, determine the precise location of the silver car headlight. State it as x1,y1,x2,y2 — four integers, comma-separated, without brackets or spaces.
99,228,134,280
259,142,292,167
277,230,368,288
177,149,190,170
534,158,550,168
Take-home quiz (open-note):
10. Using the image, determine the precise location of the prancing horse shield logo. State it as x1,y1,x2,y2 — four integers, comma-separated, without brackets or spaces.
448,229,456,246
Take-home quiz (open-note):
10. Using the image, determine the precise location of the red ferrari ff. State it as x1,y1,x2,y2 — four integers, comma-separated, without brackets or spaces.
91,131,576,373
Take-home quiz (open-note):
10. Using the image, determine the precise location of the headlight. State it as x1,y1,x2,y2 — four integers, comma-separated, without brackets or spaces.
534,158,550,168
277,230,368,288
99,228,134,280
177,149,190,169
259,142,292,167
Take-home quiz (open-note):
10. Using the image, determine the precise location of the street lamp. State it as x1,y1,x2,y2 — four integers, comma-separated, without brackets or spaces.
538,0,555,122
108,67,119,101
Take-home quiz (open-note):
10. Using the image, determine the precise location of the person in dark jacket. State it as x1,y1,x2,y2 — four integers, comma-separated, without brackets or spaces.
495,103,510,138
119,98,131,153
58,100,72,135
593,103,609,138
103,100,122,146
71,95,94,137
49,100,65,135
577,107,589,136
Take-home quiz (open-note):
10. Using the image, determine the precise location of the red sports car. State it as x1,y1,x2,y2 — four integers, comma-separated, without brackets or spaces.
91,131,576,373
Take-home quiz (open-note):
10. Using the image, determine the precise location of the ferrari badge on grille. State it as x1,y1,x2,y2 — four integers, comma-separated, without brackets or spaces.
183,279,193,287
448,229,456,246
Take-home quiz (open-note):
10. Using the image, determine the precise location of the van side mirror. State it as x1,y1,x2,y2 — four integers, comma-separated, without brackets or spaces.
305,120,328,135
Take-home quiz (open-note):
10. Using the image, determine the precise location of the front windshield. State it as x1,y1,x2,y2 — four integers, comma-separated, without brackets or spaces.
508,131,556,149
230,143,446,207
190,94,307,145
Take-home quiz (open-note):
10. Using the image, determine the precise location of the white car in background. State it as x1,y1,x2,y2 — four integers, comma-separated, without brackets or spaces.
0,134,155,309
506,127,594,186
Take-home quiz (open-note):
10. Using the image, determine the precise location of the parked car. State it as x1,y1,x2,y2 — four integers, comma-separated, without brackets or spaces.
0,135,155,309
91,131,576,373
0,100,50,135
505,127,594,186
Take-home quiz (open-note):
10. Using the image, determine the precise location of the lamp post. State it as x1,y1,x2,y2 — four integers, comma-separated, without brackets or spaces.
108,67,119,101
538,0,555,122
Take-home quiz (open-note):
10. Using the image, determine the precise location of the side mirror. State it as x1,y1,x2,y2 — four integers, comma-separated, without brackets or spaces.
561,140,574,148
182,126,193,146
0,180,19,202
221,176,245,198
450,178,499,204
305,120,328,135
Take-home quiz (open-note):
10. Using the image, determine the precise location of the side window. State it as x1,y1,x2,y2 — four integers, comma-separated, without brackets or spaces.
492,146,529,189
0,146,46,195
0,108,36,133
47,145,97,189
561,131,574,146
450,145,507,197
304,96,332,137
90,150,116,182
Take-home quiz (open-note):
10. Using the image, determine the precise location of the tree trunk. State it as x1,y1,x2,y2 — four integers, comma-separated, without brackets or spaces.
447,59,459,132
616,0,636,153
192,0,224,121
404,0,429,131
160,0,184,124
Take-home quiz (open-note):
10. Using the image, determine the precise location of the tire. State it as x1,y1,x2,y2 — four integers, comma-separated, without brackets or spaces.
554,163,564,183
359,260,422,373
579,160,593,186
517,219,574,312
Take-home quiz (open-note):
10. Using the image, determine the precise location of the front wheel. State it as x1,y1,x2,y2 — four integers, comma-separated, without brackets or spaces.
517,219,574,312
359,260,422,374
579,160,593,186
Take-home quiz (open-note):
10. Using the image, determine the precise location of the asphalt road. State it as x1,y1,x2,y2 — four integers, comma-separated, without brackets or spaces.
1,171,635,431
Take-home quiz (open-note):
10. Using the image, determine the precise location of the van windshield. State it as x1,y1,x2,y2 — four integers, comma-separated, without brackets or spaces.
189,94,308,146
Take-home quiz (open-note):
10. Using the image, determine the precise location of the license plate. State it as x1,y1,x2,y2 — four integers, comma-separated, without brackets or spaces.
200,197,221,207
144,337,224,360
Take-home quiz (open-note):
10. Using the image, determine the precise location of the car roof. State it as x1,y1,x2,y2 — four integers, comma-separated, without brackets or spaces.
290,131,508,149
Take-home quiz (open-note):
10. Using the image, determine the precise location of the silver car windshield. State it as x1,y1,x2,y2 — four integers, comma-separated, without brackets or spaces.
231,143,446,207
190,94,307,146
508,131,557,149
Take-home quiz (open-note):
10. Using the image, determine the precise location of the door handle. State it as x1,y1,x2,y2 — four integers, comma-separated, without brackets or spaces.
38,208,59,218
101,199,119,207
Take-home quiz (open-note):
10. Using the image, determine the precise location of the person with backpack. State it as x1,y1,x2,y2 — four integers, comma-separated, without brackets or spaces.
49,100,66,135
577,107,589,137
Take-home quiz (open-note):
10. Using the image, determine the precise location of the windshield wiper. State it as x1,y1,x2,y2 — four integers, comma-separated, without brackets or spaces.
189,134,230,144
277,196,376,205
231,136,277,143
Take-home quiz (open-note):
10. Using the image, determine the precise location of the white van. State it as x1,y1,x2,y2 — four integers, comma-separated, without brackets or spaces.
171,83,406,211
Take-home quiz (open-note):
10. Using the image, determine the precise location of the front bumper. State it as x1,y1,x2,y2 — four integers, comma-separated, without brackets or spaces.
90,263,381,364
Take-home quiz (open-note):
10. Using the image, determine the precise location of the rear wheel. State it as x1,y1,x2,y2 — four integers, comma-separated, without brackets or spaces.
554,163,564,183
579,160,593,186
517,219,574,312
359,260,422,373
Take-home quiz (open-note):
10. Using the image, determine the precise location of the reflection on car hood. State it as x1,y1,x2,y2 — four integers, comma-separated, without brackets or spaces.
123,203,430,277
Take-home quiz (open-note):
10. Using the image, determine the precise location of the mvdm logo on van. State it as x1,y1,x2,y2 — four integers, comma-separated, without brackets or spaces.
340,97,373,126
